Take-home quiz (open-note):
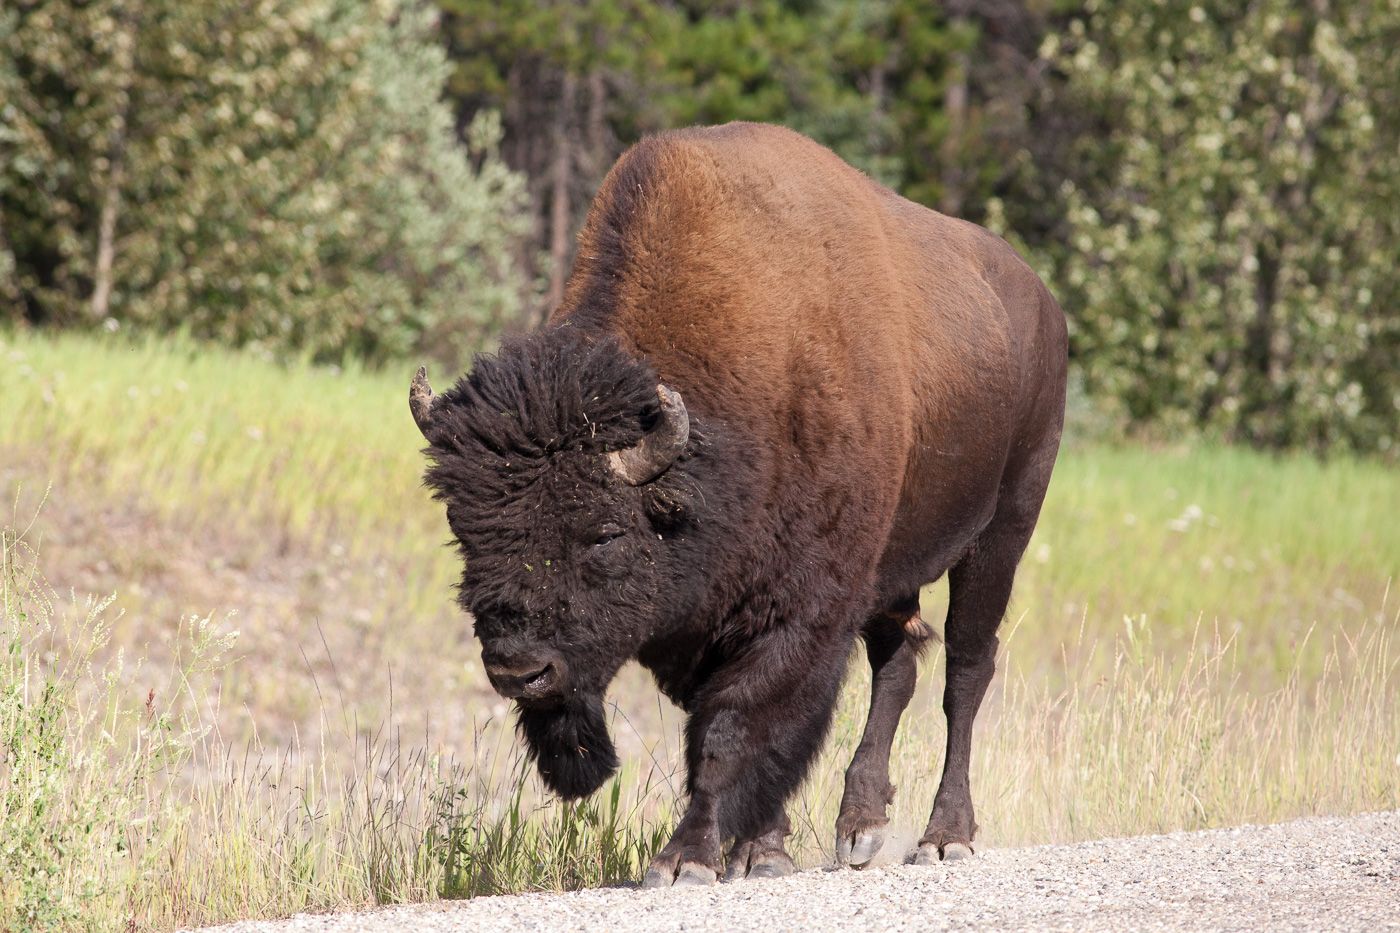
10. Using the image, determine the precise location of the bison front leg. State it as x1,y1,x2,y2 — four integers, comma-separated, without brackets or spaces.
641,631,850,888
640,788,725,887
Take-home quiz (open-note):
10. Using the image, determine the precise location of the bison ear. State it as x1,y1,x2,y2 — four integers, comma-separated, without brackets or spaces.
409,365,440,439
607,384,689,485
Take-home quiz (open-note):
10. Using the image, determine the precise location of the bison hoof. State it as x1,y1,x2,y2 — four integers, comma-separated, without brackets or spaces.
913,841,974,865
745,851,796,881
674,863,719,887
643,861,717,889
837,828,885,868
724,841,796,882
942,841,975,861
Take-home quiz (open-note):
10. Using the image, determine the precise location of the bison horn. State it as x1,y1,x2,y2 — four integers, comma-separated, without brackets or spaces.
409,365,440,438
608,384,689,485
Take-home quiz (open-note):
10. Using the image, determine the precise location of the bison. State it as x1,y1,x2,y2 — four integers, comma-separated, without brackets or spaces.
411,122,1067,887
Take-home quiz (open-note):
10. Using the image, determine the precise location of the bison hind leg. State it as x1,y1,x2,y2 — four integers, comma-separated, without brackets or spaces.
918,439,1058,863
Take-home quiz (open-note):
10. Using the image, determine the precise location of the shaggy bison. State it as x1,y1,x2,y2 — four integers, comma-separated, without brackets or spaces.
411,122,1067,886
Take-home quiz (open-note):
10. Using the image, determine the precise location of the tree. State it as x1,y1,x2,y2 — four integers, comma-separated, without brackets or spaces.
1044,0,1400,454
1,0,528,366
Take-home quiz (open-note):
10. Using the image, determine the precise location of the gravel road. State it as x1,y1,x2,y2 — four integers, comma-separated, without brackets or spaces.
200,810,1399,932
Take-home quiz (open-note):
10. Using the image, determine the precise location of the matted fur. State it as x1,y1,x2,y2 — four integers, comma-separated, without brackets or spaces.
421,328,662,481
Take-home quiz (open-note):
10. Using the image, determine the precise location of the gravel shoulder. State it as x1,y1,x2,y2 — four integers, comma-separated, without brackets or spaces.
198,811,1400,932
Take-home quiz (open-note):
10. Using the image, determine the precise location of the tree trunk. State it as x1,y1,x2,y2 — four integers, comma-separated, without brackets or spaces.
0,218,23,317
940,45,969,217
91,155,124,321
544,71,577,324
503,59,545,327
867,56,888,158
91,2,139,321
586,68,608,178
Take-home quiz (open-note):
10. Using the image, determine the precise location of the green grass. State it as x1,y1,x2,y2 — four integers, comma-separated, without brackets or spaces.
1,329,1397,930
2,331,449,613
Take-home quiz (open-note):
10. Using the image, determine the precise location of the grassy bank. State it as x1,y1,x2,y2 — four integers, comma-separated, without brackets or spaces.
2,330,1397,930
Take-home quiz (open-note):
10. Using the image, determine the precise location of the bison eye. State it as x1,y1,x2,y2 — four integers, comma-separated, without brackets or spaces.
592,523,624,547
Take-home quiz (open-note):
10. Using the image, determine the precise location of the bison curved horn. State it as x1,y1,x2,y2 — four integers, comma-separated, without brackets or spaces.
409,365,441,439
607,385,689,485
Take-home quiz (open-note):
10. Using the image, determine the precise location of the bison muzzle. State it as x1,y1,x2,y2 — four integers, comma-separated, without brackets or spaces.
412,122,1068,886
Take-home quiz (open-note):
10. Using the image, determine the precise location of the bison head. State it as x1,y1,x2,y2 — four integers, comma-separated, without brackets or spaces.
411,329,706,799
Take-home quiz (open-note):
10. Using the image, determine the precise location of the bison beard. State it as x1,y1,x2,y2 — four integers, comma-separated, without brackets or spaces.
516,695,619,799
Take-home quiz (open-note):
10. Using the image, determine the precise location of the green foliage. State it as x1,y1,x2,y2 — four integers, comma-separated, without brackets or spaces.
441,0,665,88
5,0,1398,449
0,0,528,366
829,0,972,203
432,762,671,898
1041,0,1400,454
440,0,1397,455
646,1,891,176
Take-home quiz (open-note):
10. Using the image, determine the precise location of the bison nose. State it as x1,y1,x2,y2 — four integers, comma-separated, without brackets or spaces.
484,658,562,701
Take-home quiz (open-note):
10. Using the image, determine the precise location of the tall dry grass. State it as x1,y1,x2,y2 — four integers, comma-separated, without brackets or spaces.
2,515,677,930
800,608,1399,855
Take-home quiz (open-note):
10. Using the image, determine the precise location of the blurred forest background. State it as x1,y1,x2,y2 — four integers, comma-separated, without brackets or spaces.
3,0,1397,454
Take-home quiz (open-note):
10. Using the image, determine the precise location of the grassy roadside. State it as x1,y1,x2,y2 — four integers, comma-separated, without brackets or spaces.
2,330,1397,930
